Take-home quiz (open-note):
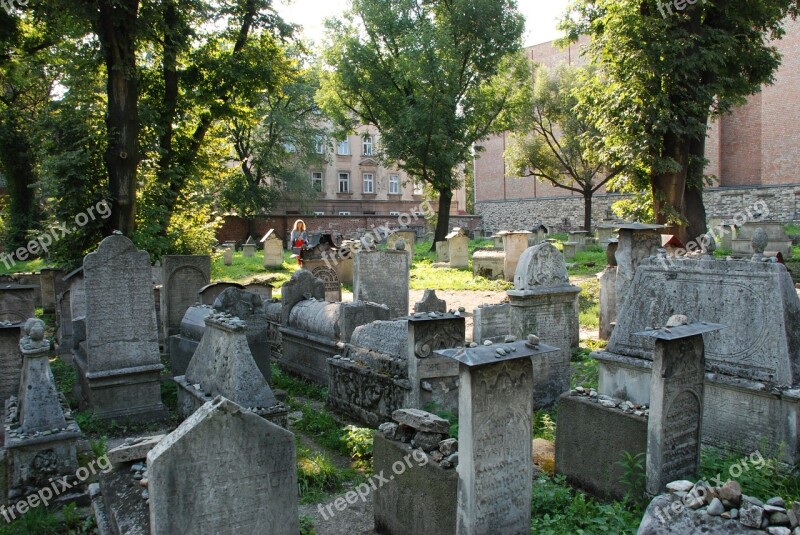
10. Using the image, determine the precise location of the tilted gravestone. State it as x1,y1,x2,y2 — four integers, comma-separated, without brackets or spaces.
354,249,409,318
148,397,298,535
160,255,210,341
75,235,165,421
508,242,580,407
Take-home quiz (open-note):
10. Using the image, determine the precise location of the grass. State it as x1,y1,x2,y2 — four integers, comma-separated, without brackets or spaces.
700,446,800,502
410,259,512,291
567,245,607,276
533,408,557,442
577,278,600,330
0,503,95,535
571,340,606,390
271,363,328,402
0,257,47,275
210,249,298,288
296,441,357,504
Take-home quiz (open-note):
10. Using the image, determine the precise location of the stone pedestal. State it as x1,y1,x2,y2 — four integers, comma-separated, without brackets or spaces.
637,321,723,496
354,249,409,318
502,231,531,282
437,340,558,535
597,266,617,341
446,229,469,269
261,229,284,267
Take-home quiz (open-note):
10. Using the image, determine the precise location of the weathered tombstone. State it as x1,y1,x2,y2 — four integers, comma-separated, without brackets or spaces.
148,397,298,535
354,249,410,318
167,305,214,376
446,228,469,269
55,289,72,355
223,245,234,266
64,268,86,351
596,224,617,246
732,221,792,258
244,280,274,300
528,224,549,246
562,242,577,260
0,322,23,406
635,318,725,496
0,283,37,323
242,235,256,257
212,287,271,383
568,230,589,250
614,222,664,308
310,265,342,302
471,303,510,344
597,240,618,340
414,289,446,314
436,240,450,262
160,255,211,341
198,281,245,306
39,268,65,314
5,319,80,499
260,229,284,267
472,249,505,280
436,339,559,535
386,227,416,261
502,231,532,282
75,235,165,421
508,243,580,407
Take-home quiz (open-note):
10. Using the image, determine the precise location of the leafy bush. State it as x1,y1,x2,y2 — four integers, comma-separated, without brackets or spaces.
342,425,374,467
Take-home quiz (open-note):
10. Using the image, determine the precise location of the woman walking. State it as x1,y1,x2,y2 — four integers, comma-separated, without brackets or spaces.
290,219,308,266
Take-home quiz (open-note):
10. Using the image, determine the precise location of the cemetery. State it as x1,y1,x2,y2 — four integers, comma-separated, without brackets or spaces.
2,1,800,535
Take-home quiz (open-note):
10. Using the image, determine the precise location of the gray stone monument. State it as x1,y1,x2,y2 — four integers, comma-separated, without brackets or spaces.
508,242,580,407
242,236,256,257
472,303,511,343
472,249,505,280
414,289,447,314
75,235,165,421
354,249,410,318
160,255,210,341
310,265,342,302
0,283,37,323
212,287,271,383
5,319,80,498
64,268,86,352
614,222,664,309
502,231,532,282
223,245,234,265
635,317,724,496
0,322,23,407
436,338,558,535
446,228,469,269
436,240,450,262
39,268,65,314
148,396,298,535
261,229,284,267
597,241,618,341
167,305,214,376
198,281,245,306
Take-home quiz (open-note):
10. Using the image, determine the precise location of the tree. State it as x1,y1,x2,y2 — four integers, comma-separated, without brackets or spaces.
318,0,529,249
505,64,622,233
561,0,800,242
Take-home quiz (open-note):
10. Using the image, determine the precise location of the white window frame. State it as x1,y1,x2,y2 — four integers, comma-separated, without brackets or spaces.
388,174,400,194
313,211,325,216
338,172,350,193
314,136,325,154
362,135,373,156
389,211,401,216
413,182,423,195
337,139,350,156
311,171,323,192
338,211,351,216
363,173,375,194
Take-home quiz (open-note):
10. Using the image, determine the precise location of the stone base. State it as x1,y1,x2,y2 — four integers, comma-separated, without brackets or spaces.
555,393,647,500
73,351,167,422
732,238,792,257
95,465,151,535
175,375,288,428
278,327,339,385
595,350,800,464
373,435,457,535
167,334,199,377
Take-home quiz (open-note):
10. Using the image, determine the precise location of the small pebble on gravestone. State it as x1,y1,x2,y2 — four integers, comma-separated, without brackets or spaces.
706,498,724,516
666,480,695,493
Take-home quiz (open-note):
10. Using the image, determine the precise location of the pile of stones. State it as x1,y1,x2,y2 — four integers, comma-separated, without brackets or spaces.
378,408,458,469
130,462,150,503
568,386,650,417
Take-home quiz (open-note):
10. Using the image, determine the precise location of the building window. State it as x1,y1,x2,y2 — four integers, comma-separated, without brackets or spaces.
362,135,373,156
413,182,423,195
315,136,325,154
284,142,296,153
313,211,325,216
389,211,400,216
339,211,351,216
338,172,350,193
388,174,400,194
311,172,323,192
363,173,374,194
337,139,350,155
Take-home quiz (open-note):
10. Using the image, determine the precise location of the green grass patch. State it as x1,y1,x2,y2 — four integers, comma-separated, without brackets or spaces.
296,441,356,504
50,356,76,405
271,363,328,402
570,342,605,390
567,245,607,276
211,249,297,287
423,401,458,438
0,502,95,535
410,259,512,291
577,278,600,330
700,447,800,502
785,223,800,236
0,258,47,275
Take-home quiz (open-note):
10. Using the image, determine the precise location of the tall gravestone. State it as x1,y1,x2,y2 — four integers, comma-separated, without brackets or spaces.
148,397,298,535
55,288,72,355
636,318,724,495
160,255,210,346
446,229,469,269
39,268,64,314
437,339,559,535
597,241,618,340
64,268,86,352
223,245,234,266
261,229,284,267
507,243,580,407
354,249,409,318
76,235,165,421
502,231,532,282
0,284,37,323
212,287,271,383
310,265,342,302
614,222,664,309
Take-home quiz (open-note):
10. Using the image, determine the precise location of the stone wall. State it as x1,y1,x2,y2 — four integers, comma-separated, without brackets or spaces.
476,184,800,234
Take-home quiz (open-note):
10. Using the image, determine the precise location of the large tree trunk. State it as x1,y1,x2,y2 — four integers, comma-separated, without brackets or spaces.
582,190,593,233
96,0,140,236
684,132,708,244
0,115,40,251
652,132,689,243
430,188,453,252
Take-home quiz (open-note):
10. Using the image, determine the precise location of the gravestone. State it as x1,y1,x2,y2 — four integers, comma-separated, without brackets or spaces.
446,228,469,269
502,231,531,281
39,268,64,314
261,229,284,267
223,245,234,266
472,303,510,343
354,249,409,318
597,266,617,341
64,268,86,351
244,280,274,300
472,249,505,280
167,305,214,376
614,222,664,309
636,319,724,495
212,288,271,383
507,242,580,407
436,339,558,535
732,221,792,257
414,289,446,314
310,265,342,302
568,230,589,250
5,319,80,498
436,241,450,262
596,224,617,246
160,255,210,340
528,224,549,245
0,323,23,405
0,284,37,323
386,227,416,261
75,235,165,421
198,281,245,306
561,242,577,260
242,236,256,257
148,397,298,535
55,288,72,355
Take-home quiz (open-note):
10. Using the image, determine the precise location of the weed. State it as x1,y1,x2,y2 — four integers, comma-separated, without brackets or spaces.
296,443,349,503
299,514,316,535
617,451,647,507
271,363,328,402
342,425,374,469
89,436,108,459
533,409,557,442
423,401,458,438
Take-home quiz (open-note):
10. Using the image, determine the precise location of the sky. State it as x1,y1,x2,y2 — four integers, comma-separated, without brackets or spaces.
276,0,570,48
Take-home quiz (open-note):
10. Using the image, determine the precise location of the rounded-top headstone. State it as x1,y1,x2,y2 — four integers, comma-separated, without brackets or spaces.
513,242,569,290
